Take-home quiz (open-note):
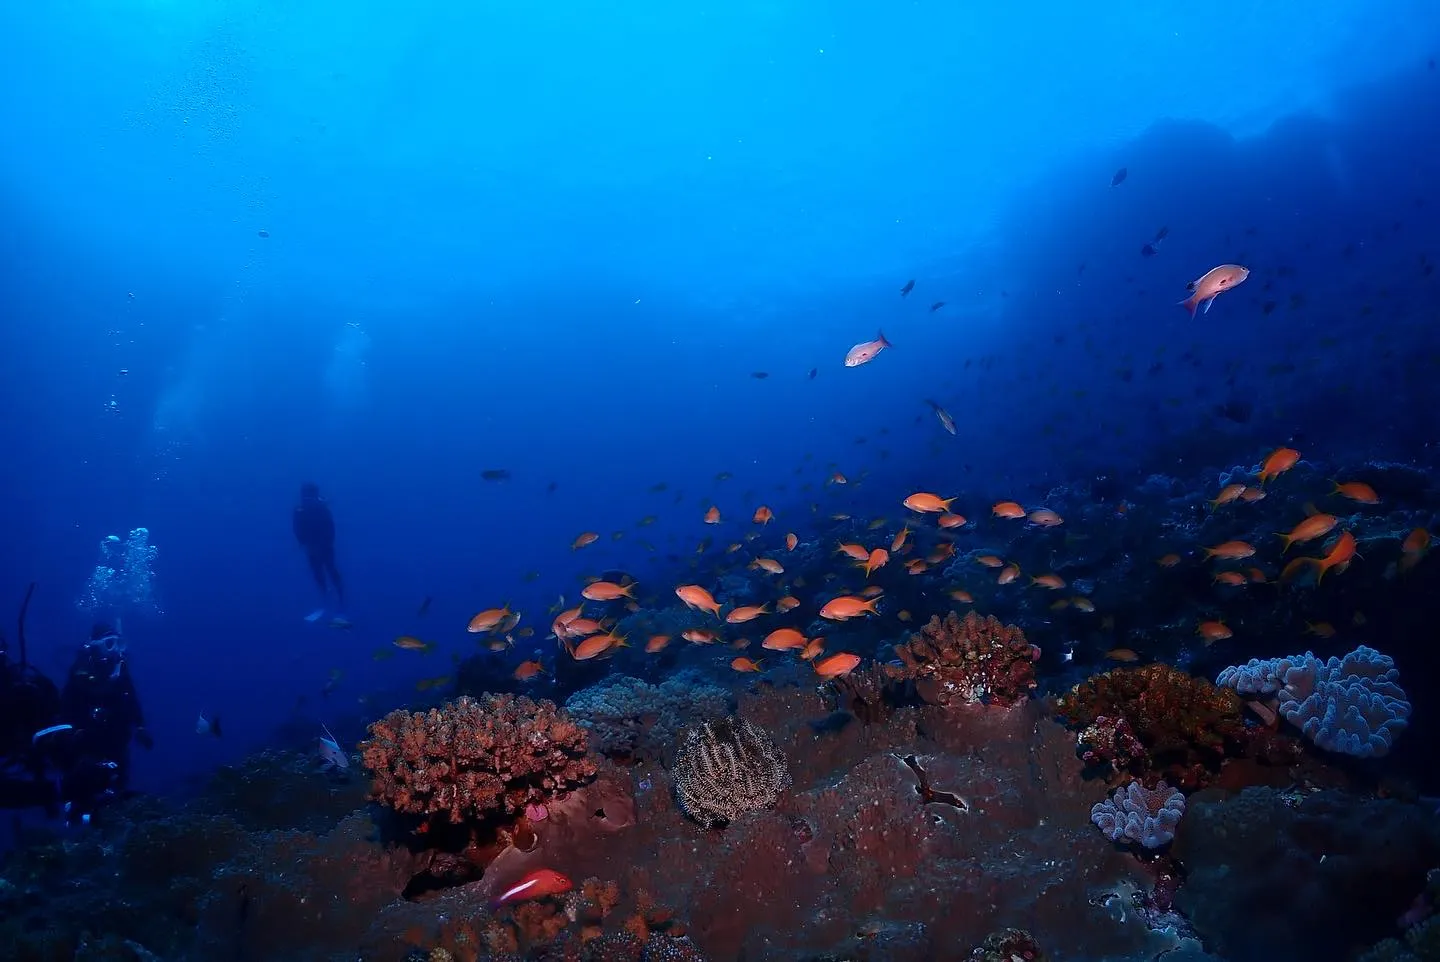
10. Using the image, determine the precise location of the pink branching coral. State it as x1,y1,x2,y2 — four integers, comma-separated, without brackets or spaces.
885,611,1038,707
359,694,597,824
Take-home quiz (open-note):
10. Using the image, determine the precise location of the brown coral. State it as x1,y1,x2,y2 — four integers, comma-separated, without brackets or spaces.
360,694,597,825
1056,663,1248,791
884,611,1038,708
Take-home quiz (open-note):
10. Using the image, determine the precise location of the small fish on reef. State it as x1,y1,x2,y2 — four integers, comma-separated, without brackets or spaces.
997,564,1022,585
1313,530,1358,583
481,469,511,481
196,712,222,738
676,584,723,617
976,555,1005,568
1028,509,1064,526
1111,167,1128,187
762,628,807,651
493,869,573,907
513,660,545,681
394,635,434,652
468,606,513,633
818,595,879,620
318,725,348,771
646,634,672,653
1276,513,1339,552
1331,480,1379,504
1257,447,1300,483
753,505,773,524
992,501,1026,519
785,532,798,551
844,331,892,367
581,581,635,601
1203,541,1256,561
813,652,861,679
704,505,722,524
900,279,915,297
1197,621,1233,644
925,399,957,435
1213,570,1247,586
572,532,599,550
752,557,785,574
938,513,967,528
902,492,954,513
1180,264,1249,316
1208,484,1246,509
730,657,764,673
725,604,769,624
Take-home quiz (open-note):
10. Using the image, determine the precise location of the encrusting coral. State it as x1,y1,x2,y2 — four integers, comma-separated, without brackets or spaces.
1056,663,1249,791
360,694,597,825
884,611,1038,708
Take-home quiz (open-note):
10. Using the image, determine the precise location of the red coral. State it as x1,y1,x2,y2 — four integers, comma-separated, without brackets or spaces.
1056,664,1251,791
885,611,1038,708
359,694,597,825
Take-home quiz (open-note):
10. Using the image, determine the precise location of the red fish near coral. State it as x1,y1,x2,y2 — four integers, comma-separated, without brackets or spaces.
844,330,892,367
1179,264,1249,316
493,868,573,907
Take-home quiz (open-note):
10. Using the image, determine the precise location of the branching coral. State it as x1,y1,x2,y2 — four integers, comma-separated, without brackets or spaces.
671,717,790,828
1056,663,1248,791
360,694,597,824
884,611,1038,707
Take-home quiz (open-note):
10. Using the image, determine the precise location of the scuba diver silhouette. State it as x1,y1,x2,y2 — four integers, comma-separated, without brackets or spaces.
294,482,345,620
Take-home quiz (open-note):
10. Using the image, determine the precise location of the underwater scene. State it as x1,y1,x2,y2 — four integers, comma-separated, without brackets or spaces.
4,2,1440,961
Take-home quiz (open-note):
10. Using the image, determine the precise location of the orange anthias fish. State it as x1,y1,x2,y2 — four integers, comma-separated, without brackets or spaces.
581,581,635,602
704,506,722,524
818,596,880,620
762,628,807,651
571,532,599,550
800,637,826,661
1027,509,1063,526
976,555,1005,568
992,501,1026,519
1331,480,1380,504
494,869,573,907
754,558,786,575
1179,264,1249,317
1157,553,1182,567
903,492,955,513
1213,570,1247,586
645,634,673,653
1276,513,1338,552
997,564,1022,584
891,526,910,552
573,633,627,660
938,513,968,529
675,584,722,617
1257,447,1301,484
1203,541,1256,561
1197,620,1233,643
776,595,801,612
1314,530,1358,583
864,548,889,577
513,660,545,681
844,330,893,367
1030,573,1066,589
837,543,870,561
1208,484,1246,510
813,652,861,679
785,533,799,551
753,506,773,525
730,657,764,673
468,606,513,633
725,604,769,624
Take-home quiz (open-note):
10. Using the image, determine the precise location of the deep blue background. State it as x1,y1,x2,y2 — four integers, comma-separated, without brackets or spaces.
1,2,1438,797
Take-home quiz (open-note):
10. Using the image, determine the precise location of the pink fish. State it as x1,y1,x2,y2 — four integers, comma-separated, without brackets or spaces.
1179,264,1249,317
844,330,892,367
493,868,573,906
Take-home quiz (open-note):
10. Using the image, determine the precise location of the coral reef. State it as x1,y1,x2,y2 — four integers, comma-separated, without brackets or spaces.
1175,787,1440,962
1056,663,1260,790
1090,779,1185,849
971,927,1046,961
360,694,597,825
670,716,791,828
884,611,1038,708
564,672,733,763
1217,645,1411,757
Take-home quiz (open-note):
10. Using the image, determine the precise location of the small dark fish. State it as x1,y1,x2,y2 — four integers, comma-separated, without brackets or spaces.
416,595,432,618
1111,167,1127,187
751,371,769,379
808,368,817,380
481,469,511,481
257,229,270,238
929,301,946,312
1141,243,1158,258
900,279,915,297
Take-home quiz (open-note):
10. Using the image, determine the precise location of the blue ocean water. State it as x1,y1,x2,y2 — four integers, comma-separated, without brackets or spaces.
4,3,1440,959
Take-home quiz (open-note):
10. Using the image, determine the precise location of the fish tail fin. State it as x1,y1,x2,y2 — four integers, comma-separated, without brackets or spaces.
1275,533,1293,552
877,329,892,348
1178,296,1199,317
